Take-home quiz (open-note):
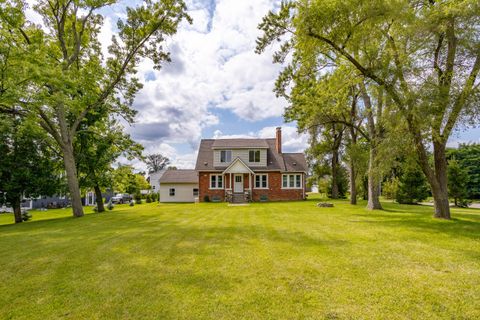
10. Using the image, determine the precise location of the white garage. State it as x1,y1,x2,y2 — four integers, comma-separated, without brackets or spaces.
159,170,199,203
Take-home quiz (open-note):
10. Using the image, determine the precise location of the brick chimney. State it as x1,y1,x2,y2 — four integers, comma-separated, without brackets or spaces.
275,127,282,154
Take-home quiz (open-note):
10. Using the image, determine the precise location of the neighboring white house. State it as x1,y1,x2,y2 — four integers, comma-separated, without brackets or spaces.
159,170,199,203
148,169,166,193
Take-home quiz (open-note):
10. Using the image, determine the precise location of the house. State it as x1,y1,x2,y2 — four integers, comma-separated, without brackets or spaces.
195,127,307,202
147,169,166,193
159,170,199,202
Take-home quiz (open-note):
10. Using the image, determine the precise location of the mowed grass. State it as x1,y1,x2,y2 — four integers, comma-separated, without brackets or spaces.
1,195,479,320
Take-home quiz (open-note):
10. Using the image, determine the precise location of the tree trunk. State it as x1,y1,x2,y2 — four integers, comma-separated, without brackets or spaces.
331,147,339,199
367,147,383,210
361,82,382,210
62,142,84,217
94,184,105,212
349,160,357,205
12,196,22,224
432,141,451,219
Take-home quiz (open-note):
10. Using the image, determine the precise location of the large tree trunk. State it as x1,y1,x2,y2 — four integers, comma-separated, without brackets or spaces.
62,142,84,217
367,147,383,210
94,184,105,212
432,141,451,219
12,196,22,224
361,82,382,210
349,160,357,205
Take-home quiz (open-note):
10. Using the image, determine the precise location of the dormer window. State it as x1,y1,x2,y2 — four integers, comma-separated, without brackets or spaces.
220,150,232,163
249,150,260,163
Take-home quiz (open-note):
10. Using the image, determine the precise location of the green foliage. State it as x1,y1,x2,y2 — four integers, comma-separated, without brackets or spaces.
203,195,210,202
396,167,430,205
326,165,348,199
447,144,480,199
447,159,470,207
146,194,152,203
0,115,62,222
382,177,399,200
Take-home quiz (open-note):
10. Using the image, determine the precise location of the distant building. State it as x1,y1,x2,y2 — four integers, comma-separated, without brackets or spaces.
147,170,166,193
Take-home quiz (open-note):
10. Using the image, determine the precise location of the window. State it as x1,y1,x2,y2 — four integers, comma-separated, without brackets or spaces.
255,174,268,188
193,188,199,196
282,174,302,189
169,188,175,196
152,186,156,190
220,150,231,163
235,175,242,183
210,174,223,189
249,150,260,163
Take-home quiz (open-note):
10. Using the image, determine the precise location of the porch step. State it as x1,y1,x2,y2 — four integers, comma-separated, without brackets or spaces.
232,193,247,203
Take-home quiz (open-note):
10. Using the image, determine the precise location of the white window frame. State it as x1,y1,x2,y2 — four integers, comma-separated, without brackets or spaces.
210,174,224,189
249,150,261,163
220,150,232,163
254,174,268,189
169,188,175,196
193,188,199,196
281,174,303,189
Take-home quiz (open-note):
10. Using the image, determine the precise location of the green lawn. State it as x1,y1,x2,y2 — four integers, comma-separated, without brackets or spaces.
1,195,479,319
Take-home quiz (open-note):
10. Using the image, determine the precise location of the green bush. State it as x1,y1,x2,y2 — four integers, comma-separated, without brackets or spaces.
383,177,399,200
134,193,142,202
396,167,430,204
21,210,32,221
135,198,143,205
203,195,210,202
146,194,152,203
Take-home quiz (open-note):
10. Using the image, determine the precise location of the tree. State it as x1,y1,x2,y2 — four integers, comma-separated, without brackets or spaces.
113,166,149,196
257,0,480,219
1,0,190,218
396,165,430,205
0,114,61,223
447,159,469,207
447,144,480,199
76,119,143,212
145,154,170,173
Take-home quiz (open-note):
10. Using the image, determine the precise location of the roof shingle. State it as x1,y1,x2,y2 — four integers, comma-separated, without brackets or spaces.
159,170,198,184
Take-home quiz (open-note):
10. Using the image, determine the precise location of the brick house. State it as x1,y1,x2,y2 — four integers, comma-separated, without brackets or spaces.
194,127,307,202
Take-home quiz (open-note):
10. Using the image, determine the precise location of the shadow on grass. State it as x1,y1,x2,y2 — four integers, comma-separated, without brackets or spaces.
353,203,480,240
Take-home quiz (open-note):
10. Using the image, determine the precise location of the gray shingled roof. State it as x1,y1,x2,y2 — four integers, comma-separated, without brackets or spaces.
159,170,198,183
212,139,269,149
194,138,307,172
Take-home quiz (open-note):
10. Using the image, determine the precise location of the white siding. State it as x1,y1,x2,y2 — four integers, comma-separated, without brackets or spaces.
160,183,199,203
214,149,267,167
148,170,166,192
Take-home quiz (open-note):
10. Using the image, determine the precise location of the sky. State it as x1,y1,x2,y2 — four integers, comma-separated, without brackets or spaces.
25,0,480,172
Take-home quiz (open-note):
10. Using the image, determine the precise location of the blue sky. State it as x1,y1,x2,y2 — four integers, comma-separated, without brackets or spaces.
26,0,480,171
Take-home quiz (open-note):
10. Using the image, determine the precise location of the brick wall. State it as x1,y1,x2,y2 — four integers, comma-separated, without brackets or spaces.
251,172,305,201
198,172,225,202
198,171,305,202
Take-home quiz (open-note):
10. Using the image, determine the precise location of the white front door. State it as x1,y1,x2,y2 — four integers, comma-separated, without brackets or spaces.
234,174,244,193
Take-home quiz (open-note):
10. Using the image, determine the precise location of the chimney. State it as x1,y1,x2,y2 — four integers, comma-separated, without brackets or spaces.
275,127,282,154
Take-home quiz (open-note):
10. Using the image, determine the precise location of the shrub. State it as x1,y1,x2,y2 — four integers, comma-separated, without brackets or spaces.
135,198,142,204
134,193,142,202
203,195,210,202
146,194,152,203
21,210,32,222
396,167,430,204
383,177,399,200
